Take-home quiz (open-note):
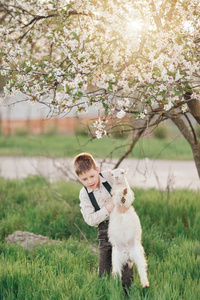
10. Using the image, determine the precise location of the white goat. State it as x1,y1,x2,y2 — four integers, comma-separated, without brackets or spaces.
108,168,149,288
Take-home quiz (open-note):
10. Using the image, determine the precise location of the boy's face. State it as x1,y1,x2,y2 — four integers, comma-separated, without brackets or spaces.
78,167,100,190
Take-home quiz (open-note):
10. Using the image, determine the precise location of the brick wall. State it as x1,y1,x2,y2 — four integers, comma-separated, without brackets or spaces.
0,117,80,135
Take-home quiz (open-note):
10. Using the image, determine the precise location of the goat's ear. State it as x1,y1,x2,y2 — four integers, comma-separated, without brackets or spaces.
124,167,129,174
109,169,113,176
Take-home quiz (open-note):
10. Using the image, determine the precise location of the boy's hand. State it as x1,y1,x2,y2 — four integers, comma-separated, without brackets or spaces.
117,205,130,214
106,198,115,213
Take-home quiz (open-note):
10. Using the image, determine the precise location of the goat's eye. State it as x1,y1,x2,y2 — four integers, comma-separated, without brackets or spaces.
121,172,124,175
111,174,113,176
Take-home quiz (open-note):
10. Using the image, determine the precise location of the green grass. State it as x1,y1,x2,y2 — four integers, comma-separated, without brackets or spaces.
0,134,193,160
0,176,200,299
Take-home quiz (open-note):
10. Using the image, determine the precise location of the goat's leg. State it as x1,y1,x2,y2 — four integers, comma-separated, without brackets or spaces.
112,246,128,278
129,241,149,288
112,246,123,278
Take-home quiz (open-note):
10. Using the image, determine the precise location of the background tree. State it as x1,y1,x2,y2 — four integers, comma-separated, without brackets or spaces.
0,0,200,177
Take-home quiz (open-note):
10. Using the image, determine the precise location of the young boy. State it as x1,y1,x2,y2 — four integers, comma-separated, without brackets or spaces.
73,152,133,292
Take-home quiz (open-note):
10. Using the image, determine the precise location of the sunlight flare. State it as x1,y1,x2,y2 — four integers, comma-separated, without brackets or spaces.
126,19,142,33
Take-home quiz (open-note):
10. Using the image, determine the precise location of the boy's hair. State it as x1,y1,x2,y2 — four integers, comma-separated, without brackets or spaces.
74,153,97,176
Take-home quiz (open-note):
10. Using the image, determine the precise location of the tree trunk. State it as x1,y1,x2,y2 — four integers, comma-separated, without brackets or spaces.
192,143,200,179
166,109,200,179
184,94,200,124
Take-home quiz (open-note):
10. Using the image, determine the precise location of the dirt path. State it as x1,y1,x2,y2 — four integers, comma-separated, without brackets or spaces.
0,156,199,190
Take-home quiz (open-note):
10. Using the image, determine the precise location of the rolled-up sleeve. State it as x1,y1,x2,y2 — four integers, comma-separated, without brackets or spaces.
79,188,110,227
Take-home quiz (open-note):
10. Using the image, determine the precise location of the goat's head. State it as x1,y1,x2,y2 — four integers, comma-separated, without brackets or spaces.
111,168,128,183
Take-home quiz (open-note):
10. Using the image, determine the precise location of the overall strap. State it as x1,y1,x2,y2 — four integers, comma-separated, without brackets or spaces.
84,173,112,212
100,173,112,195
84,187,100,211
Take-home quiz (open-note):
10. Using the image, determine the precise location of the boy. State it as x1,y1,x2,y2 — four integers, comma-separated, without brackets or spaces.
73,152,133,292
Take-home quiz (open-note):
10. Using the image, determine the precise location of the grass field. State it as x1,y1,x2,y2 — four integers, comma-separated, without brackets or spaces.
0,176,200,299
0,133,193,160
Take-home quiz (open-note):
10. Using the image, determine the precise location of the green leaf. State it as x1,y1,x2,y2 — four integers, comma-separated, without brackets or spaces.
105,106,109,116
65,84,71,93
18,81,25,88
77,91,83,98
72,32,79,40
161,92,166,98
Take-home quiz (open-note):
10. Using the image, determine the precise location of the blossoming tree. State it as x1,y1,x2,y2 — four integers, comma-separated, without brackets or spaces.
0,0,200,178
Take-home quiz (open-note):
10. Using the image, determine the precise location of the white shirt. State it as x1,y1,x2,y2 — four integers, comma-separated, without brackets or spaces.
79,170,113,227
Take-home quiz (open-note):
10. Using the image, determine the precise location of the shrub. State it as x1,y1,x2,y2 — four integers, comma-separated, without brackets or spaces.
74,123,90,136
153,125,168,139
109,124,131,139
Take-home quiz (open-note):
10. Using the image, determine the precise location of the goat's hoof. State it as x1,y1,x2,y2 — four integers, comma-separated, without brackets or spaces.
123,188,128,195
121,197,126,204
142,282,149,288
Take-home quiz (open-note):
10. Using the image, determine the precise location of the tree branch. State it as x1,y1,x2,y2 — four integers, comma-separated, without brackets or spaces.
114,128,146,169
150,0,162,30
165,108,196,146
184,92,200,125
184,112,198,144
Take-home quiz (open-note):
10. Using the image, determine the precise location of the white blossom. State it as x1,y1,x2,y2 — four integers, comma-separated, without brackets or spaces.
0,0,199,122
116,109,126,119
124,98,130,106
164,101,173,111
93,118,107,139
181,103,188,113
175,70,182,81
137,110,147,119
117,100,124,107
157,95,163,101
96,130,103,139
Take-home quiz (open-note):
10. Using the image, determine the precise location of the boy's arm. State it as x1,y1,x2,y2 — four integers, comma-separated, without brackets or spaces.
105,199,114,213
79,188,113,227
